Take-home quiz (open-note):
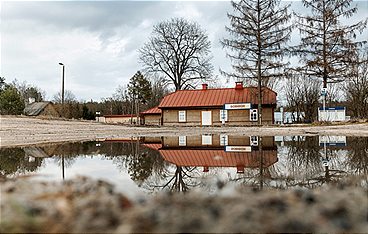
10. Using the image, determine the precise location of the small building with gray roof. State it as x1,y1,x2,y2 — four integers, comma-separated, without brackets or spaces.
24,102,60,117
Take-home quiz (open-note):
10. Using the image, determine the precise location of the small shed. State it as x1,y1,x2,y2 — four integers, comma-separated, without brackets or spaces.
104,114,139,124
140,106,161,125
24,102,60,117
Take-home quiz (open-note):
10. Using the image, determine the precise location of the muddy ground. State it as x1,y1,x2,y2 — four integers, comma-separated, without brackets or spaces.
1,115,368,147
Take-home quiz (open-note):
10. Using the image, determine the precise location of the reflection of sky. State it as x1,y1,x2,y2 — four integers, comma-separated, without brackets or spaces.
32,155,145,199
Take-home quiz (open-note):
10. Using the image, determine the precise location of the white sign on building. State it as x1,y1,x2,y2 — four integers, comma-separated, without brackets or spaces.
224,103,251,110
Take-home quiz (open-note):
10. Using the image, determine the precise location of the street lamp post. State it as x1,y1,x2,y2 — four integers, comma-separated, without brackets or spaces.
59,63,65,114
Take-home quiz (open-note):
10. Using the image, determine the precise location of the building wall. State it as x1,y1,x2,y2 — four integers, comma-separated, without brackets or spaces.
105,116,138,124
143,115,161,125
162,108,274,126
40,104,60,117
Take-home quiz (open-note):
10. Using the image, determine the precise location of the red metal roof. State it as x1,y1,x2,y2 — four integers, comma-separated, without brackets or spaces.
158,87,277,108
140,106,162,115
159,149,277,168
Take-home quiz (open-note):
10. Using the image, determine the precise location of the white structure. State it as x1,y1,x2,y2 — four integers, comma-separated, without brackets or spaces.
318,107,346,122
274,111,304,124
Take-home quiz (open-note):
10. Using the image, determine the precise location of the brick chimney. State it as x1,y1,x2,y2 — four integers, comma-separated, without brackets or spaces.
202,84,208,90
235,81,243,90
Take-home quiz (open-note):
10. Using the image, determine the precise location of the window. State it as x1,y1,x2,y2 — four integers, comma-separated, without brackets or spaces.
220,110,228,122
250,136,258,146
179,136,186,146
178,111,186,122
202,134,212,145
220,134,228,146
250,109,258,122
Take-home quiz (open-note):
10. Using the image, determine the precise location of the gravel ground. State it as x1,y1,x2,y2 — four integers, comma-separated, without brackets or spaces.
1,176,367,233
1,116,368,147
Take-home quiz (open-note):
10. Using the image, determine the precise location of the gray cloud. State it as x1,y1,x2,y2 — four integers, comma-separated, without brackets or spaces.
1,1,367,101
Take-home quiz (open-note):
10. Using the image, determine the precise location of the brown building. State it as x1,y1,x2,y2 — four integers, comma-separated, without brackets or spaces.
158,82,277,126
140,106,161,125
23,102,60,117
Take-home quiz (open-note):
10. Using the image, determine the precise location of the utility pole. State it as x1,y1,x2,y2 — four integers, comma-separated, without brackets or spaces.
59,63,65,115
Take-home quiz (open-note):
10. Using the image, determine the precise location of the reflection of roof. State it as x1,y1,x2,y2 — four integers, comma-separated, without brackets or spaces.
23,147,49,158
159,149,278,168
24,102,52,116
140,106,161,115
159,87,276,108
142,143,162,151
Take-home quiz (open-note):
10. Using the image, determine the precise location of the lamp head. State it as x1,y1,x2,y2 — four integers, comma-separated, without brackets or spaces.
59,63,64,66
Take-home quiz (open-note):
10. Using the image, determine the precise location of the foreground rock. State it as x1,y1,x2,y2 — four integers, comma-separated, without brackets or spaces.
1,176,367,233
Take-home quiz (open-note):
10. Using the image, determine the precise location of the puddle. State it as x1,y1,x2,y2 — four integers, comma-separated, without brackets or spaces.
1,135,367,197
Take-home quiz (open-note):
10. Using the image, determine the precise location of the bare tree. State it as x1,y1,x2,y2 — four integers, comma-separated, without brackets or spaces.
293,0,367,90
139,18,213,91
345,47,368,118
285,73,320,122
221,0,292,124
52,90,76,104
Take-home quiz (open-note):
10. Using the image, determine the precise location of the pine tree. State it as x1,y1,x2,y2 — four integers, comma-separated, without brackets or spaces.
222,0,292,124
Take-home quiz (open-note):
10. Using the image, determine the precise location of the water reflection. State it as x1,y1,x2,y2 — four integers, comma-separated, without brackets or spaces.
0,135,367,194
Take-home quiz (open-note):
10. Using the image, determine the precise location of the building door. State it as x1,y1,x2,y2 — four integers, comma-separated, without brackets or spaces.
201,111,212,126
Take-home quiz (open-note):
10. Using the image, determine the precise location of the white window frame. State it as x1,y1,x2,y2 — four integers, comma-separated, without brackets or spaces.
250,109,258,122
220,134,228,146
202,134,212,145
220,109,228,122
178,110,186,122
178,136,187,146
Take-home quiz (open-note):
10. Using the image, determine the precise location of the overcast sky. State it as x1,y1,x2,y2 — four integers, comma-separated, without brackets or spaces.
1,0,367,102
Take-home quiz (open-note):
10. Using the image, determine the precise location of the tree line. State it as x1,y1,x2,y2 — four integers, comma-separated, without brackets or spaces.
1,0,367,121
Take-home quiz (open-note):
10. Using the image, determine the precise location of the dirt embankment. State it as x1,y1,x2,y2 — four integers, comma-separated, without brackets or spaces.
1,116,368,147
1,176,367,233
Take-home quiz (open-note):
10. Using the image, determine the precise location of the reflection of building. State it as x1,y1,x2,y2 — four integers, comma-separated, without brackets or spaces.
158,82,276,126
319,136,347,147
142,135,277,173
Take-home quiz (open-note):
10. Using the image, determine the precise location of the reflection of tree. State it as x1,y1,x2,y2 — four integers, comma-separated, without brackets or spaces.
127,150,164,185
143,165,203,193
274,136,368,189
108,141,168,186
229,139,273,190
346,137,368,175
0,148,43,177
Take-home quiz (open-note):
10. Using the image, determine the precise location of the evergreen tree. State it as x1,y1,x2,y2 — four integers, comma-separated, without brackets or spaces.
0,86,25,115
127,71,152,105
222,0,292,124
